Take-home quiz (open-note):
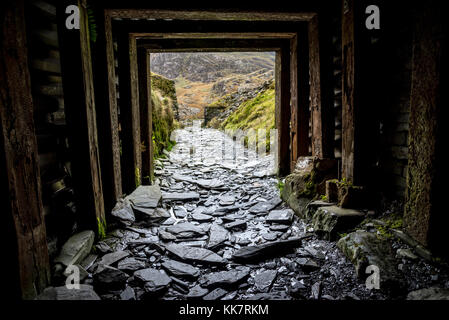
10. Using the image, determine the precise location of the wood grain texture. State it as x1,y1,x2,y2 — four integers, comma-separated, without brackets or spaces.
0,0,50,299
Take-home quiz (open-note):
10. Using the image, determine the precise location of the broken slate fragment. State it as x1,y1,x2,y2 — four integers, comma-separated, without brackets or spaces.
111,200,135,225
187,285,209,299
203,288,228,300
224,220,247,230
159,229,177,241
232,237,304,263
117,257,146,272
120,286,136,300
207,224,229,250
266,209,294,224
254,270,277,292
192,212,214,222
166,222,207,238
162,192,200,201
161,259,200,279
165,243,226,265
134,268,172,293
95,250,130,273
200,267,251,288
248,197,282,214
296,258,320,272
127,185,162,208
54,230,95,267
93,265,128,291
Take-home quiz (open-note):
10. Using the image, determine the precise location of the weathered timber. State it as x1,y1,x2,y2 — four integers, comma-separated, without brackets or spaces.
57,0,105,235
341,0,355,182
117,32,141,194
289,34,299,171
107,10,315,21
276,46,291,176
129,36,142,187
297,25,311,157
0,0,50,299
137,48,153,185
94,7,122,210
309,14,334,159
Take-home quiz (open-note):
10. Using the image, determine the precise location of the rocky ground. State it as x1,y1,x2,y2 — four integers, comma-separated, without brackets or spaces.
45,122,449,301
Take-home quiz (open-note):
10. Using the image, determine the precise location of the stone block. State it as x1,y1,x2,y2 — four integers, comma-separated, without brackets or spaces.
54,230,95,267
337,231,405,293
311,206,366,240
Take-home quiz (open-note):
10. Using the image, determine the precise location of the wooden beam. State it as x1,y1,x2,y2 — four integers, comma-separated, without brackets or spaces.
0,0,50,299
276,46,291,176
137,38,288,51
133,32,296,39
138,48,153,185
57,0,106,235
341,0,355,182
94,8,122,211
290,34,299,171
117,32,141,193
308,14,334,159
107,9,315,21
129,36,142,188
297,25,311,157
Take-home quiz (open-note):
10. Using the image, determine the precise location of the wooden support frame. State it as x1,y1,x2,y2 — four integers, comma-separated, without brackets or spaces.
116,32,142,194
133,34,294,176
57,0,105,234
137,48,153,185
94,8,123,209
341,0,356,182
297,24,311,157
0,0,50,299
102,10,330,182
309,14,335,160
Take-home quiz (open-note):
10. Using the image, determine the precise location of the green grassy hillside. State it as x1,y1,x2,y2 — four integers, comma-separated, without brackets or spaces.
151,73,178,158
221,81,275,147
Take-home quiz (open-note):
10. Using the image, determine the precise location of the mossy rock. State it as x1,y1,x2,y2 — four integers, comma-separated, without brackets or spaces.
337,230,406,294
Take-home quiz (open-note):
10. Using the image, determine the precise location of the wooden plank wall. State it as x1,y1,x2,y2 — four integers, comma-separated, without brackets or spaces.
0,0,51,299
57,0,105,234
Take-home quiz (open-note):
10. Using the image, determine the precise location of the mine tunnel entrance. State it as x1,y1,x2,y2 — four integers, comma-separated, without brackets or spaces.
3,1,449,301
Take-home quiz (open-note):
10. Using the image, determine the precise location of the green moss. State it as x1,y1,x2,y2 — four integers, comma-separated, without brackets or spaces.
220,85,275,149
97,217,106,240
277,180,285,193
151,78,177,160
135,167,141,188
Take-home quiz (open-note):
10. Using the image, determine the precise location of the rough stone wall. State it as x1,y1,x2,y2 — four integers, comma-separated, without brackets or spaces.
204,106,226,127
377,10,413,200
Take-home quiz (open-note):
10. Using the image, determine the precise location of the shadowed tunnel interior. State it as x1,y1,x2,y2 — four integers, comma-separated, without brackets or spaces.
1,0,449,302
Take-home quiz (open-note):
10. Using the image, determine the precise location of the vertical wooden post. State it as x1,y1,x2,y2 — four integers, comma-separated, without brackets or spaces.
117,32,141,193
341,0,356,182
0,0,50,299
309,14,335,159
129,37,142,187
138,48,153,185
290,35,299,171
275,47,291,176
57,0,106,235
94,9,122,211
297,25,311,157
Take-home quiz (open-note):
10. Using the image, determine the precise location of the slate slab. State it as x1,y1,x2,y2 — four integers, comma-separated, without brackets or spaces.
165,243,226,265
